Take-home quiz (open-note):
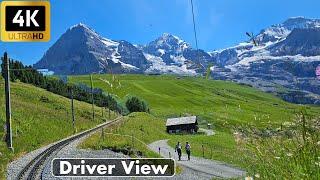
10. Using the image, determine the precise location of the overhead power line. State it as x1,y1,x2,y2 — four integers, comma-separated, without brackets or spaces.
190,0,199,52
190,0,204,70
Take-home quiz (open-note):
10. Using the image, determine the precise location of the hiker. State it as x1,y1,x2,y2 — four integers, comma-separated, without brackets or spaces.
175,142,182,161
185,142,191,160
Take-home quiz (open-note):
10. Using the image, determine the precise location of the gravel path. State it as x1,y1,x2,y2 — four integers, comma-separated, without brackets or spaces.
148,140,246,179
41,134,217,180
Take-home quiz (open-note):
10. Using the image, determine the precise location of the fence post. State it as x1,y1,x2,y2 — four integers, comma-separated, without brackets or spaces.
101,128,104,140
70,88,75,133
90,74,95,121
101,107,104,117
202,144,204,158
3,52,13,151
105,107,108,122
131,133,134,148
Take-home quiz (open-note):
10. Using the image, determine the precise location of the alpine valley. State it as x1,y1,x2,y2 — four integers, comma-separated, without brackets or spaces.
34,17,320,105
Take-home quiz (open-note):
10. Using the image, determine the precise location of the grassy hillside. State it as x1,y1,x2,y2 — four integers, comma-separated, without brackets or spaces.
75,74,320,170
0,77,115,178
80,112,243,166
80,113,166,158
70,74,319,129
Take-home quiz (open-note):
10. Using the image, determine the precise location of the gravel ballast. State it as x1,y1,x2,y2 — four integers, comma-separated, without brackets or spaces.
8,130,213,179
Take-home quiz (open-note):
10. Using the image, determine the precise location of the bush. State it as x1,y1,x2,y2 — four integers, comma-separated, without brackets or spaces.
39,96,50,103
125,96,149,113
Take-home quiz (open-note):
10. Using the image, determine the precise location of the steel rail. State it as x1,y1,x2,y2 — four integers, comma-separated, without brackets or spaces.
16,117,123,180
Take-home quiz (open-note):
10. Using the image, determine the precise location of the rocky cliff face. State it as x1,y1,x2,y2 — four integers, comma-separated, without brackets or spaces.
34,24,148,74
269,28,320,56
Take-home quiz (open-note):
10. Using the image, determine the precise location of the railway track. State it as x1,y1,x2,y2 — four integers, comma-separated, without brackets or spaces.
16,117,123,180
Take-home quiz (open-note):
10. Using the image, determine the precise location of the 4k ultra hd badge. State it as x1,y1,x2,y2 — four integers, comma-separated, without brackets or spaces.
1,1,50,42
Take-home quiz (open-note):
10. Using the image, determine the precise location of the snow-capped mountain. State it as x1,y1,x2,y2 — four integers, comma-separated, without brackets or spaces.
142,33,212,74
34,17,320,104
210,17,320,66
34,24,208,75
144,33,191,55
210,17,320,104
34,23,148,74
257,16,320,43
142,33,196,75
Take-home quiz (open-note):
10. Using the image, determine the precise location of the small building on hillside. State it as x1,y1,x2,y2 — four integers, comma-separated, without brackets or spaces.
166,116,198,134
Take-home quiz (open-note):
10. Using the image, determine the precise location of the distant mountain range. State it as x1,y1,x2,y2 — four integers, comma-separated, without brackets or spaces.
34,17,320,105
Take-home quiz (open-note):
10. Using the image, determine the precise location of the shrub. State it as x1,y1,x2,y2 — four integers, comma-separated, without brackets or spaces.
39,96,50,103
125,96,148,113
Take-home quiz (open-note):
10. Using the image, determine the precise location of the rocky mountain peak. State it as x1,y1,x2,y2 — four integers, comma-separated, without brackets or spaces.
144,33,190,56
67,23,101,39
154,33,186,47
282,17,320,29
257,17,320,43
70,23,92,31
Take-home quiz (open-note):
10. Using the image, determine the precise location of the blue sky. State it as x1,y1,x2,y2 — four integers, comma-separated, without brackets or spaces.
1,0,320,65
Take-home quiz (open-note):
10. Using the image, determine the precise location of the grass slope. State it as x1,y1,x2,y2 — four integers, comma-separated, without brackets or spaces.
70,74,319,128
80,113,166,158
73,74,320,168
0,78,114,178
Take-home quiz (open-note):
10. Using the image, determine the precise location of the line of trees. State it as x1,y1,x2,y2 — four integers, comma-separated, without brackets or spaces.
1,59,126,114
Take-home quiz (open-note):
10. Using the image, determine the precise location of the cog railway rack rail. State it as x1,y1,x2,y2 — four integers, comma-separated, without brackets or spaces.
17,117,123,180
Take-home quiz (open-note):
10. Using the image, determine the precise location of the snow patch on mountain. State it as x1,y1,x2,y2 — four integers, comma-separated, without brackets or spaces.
158,49,165,56
120,62,139,70
232,54,320,67
101,38,119,47
171,55,188,64
144,53,196,75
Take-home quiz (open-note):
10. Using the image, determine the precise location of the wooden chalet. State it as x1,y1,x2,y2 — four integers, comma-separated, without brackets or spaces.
166,116,198,134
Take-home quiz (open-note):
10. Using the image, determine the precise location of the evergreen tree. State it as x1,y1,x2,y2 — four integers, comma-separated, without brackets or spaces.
1,58,127,115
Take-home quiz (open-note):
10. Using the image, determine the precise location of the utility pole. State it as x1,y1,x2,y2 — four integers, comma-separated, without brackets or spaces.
108,93,111,120
70,88,75,133
90,74,95,121
3,52,13,151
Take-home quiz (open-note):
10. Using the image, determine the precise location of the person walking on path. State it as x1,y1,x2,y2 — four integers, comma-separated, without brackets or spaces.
185,142,191,161
175,142,182,161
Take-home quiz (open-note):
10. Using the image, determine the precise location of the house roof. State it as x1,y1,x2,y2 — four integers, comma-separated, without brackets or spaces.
166,116,197,126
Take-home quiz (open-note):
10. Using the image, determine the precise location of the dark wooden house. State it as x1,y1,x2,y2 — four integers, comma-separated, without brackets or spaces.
166,116,198,134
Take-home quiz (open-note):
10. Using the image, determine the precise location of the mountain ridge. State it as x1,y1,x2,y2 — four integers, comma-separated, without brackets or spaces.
34,17,320,105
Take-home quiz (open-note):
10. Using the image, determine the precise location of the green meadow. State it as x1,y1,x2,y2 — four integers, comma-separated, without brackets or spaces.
73,74,320,169
70,74,319,128
0,77,115,179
